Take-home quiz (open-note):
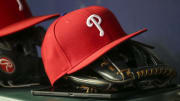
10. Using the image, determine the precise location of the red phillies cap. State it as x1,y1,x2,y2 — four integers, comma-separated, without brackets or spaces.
0,0,59,37
41,6,147,85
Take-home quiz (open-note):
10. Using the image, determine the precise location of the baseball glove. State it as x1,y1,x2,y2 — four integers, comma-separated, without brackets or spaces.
0,26,48,88
55,40,177,93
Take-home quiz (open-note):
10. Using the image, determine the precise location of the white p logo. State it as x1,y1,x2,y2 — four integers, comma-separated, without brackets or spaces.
86,14,104,37
16,0,23,11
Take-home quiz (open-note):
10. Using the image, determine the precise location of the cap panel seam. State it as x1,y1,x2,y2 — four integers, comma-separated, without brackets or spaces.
53,20,72,67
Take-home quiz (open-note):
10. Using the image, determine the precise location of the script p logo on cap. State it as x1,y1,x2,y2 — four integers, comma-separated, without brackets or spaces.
41,6,147,86
86,14,104,37
16,0,24,11
0,0,59,37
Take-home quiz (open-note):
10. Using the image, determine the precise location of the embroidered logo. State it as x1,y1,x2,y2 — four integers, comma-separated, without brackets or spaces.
86,14,104,37
16,0,23,11
0,57,15,74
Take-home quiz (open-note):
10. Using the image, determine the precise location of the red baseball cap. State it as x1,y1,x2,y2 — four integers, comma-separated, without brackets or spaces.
0,0,59,37
41,6,147,86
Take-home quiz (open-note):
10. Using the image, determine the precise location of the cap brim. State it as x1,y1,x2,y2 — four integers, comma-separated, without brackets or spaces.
0,14,59,37
67,28,147,74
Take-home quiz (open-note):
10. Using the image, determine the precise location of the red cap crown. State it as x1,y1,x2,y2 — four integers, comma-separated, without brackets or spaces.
0,0,32,29
0,0,59,37
41,6,147,85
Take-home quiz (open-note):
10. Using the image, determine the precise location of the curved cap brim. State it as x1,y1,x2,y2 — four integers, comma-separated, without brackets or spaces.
67,28,147,74
0,14,59,37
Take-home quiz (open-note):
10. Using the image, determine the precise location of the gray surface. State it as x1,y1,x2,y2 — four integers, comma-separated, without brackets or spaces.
0,86,179,101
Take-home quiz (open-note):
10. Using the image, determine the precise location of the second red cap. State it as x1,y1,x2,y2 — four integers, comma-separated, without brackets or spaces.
0,0,59,37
